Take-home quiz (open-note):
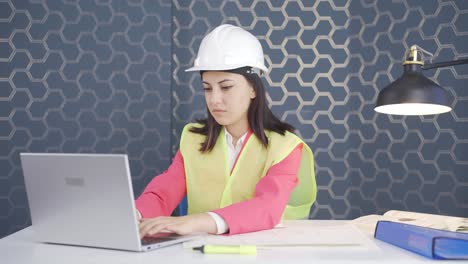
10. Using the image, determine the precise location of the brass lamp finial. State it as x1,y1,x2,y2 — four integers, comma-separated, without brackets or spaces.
403,45,424,66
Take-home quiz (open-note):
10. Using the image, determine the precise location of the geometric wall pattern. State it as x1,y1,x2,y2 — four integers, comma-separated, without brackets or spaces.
172,0,468,220
2,0,468,238
0,0,172,238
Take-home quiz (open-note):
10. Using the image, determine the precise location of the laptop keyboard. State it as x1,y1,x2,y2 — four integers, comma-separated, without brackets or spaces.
141,233,179,245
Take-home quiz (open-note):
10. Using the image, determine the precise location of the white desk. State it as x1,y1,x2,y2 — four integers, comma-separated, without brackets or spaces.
0,220,461,263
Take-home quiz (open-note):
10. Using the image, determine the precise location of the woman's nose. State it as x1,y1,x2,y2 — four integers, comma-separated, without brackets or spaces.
209,88,223,105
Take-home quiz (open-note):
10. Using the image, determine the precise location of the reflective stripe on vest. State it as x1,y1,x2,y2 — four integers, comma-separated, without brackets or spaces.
180,123,317,219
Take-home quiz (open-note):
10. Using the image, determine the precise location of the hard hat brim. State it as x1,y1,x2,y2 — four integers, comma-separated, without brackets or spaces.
185,64,268,74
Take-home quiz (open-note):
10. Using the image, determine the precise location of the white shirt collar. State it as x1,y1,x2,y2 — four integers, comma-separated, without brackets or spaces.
224,127,249,172
224,127,248,149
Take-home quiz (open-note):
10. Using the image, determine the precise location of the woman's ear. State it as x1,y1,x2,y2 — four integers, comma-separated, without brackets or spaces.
249,86,256,99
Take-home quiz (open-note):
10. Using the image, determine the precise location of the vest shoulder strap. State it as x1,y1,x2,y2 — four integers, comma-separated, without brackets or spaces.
180,123,205,154
267,130,305,165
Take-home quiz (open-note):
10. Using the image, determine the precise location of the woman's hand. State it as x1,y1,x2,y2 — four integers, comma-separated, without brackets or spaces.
139,213,217,238
135,209,141,221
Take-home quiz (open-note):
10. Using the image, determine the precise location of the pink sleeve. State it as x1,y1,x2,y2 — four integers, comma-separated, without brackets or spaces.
135,151,186,218
213,144,303,235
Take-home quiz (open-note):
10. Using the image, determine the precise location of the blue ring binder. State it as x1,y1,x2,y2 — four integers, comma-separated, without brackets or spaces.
374,220,468,260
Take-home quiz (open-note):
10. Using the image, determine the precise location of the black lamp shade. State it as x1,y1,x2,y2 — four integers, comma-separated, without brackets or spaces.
375,64,451,115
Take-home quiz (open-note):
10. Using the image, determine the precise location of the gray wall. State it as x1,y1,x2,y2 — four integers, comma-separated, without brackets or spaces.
1,0,468,238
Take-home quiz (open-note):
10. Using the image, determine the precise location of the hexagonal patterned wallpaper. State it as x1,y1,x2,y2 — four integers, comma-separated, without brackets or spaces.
1,0,468,238
0,0,172,238
172,0,468,220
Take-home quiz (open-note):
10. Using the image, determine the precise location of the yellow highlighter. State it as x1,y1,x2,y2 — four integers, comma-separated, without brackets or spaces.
193,245,257,255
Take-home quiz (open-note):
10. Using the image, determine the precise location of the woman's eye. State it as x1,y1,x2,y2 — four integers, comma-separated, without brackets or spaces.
221,86,233,90
203,87,212,91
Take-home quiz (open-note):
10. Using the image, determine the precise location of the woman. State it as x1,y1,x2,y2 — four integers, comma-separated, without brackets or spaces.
136,24,316,237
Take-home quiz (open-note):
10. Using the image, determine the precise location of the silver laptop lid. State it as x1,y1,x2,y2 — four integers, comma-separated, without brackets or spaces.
20,153,142,251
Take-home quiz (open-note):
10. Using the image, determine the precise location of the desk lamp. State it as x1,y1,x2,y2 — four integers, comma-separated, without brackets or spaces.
374,45,468,115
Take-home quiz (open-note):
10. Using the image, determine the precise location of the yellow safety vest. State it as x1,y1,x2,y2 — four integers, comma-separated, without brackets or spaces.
179,123,316,219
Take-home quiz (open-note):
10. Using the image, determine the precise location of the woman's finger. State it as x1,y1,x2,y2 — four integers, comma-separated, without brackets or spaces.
140,218,174,237
139,219,162,237
139,219,156,236
139,217,169,232
164,219,193,235
140,221,165,238
146,222,173,236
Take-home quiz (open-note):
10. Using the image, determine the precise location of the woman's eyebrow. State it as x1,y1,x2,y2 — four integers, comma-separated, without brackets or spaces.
218,79,234,84
203,79,234,85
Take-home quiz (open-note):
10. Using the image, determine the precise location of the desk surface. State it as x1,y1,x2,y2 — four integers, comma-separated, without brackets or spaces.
0,220,462,264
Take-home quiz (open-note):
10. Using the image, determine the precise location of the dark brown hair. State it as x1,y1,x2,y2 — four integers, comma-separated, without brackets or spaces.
190,67,295,152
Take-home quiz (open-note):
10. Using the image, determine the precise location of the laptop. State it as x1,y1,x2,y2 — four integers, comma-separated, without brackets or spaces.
20,153,196,251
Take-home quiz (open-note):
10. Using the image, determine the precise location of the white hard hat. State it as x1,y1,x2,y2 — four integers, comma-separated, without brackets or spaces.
185,24,268,74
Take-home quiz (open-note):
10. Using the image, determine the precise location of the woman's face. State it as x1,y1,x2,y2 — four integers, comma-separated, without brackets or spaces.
202,71,256,128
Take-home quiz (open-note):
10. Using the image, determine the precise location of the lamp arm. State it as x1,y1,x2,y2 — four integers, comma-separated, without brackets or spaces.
422,58,468,70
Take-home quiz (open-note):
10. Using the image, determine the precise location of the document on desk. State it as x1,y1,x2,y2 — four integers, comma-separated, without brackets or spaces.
351,210,468,235
184,220,375,249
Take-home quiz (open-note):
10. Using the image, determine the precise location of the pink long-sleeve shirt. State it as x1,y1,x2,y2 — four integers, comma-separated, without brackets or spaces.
135,139,303,235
